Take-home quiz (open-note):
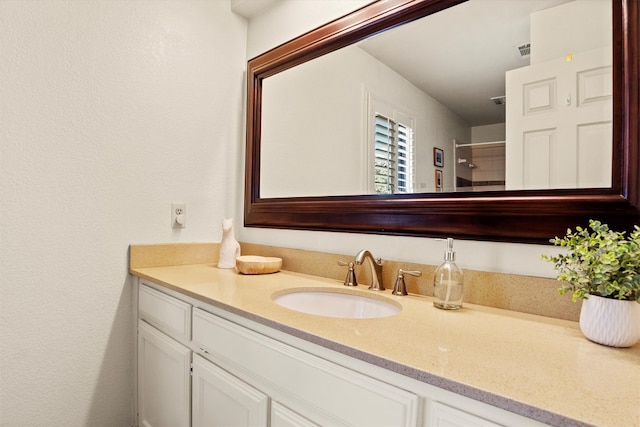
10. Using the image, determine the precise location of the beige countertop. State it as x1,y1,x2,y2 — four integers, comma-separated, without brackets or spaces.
130,263,640,427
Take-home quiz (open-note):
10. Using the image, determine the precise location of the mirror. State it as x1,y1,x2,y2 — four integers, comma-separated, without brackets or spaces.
261,0,612,197
245,0,639,243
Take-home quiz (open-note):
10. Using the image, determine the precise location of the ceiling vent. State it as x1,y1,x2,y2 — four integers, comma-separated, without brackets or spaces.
516,42,531,59
491,96,506,106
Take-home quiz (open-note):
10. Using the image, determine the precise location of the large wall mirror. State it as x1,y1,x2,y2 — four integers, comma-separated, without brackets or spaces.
245,0,639,243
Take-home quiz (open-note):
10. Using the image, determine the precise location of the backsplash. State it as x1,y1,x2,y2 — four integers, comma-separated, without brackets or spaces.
130,242,580,322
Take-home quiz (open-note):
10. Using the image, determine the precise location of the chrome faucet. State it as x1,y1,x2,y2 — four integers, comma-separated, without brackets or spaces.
354,249,384,291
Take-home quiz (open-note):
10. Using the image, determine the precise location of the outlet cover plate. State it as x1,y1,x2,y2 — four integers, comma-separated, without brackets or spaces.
171,203,186,228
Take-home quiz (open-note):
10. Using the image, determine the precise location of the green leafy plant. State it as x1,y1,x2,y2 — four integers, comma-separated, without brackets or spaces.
542,219,640,303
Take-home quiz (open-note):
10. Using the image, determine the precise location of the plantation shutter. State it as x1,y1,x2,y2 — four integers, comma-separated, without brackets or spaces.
396,121,414,193
373,113,414,194
374,114,396,194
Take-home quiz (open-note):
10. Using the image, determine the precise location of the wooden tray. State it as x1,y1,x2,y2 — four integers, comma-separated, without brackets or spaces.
236,255,282,275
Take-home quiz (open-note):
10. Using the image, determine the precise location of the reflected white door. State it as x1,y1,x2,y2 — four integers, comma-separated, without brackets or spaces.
505,47,612,190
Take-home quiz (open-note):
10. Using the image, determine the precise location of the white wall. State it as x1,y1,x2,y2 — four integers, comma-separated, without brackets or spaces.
261,46,368,197
472,123,506,144
261,44,468,197
0,1,246,425
240,0,560,277
245,0,372,59
531,0,611,64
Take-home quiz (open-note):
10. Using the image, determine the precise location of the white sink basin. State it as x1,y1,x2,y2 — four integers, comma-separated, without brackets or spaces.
272,288,401,319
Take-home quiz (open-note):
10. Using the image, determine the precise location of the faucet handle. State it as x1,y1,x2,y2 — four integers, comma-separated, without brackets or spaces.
338,260,358,287
392,269,421,295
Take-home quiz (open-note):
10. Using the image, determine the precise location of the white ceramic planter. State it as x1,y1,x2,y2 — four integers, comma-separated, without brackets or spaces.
579,295,640,347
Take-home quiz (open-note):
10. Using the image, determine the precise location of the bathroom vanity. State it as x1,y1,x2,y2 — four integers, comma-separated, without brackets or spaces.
130,258,639,427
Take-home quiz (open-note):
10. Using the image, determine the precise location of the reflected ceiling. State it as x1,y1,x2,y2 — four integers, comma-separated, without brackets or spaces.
358,0,570,126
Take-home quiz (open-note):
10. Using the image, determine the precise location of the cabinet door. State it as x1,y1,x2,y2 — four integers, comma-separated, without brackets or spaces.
138,321,191,427
192,354,268,427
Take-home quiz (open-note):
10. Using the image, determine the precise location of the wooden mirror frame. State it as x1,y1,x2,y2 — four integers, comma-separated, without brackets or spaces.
245,0,639,244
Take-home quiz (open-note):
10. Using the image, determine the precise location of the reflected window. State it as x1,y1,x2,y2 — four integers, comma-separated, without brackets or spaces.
373,113,415,194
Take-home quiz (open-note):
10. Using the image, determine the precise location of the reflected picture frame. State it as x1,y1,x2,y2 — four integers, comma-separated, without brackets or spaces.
433,147,444,167
435,169,443,191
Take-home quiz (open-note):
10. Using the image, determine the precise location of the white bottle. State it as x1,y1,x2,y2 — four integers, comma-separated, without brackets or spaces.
433,238,464,310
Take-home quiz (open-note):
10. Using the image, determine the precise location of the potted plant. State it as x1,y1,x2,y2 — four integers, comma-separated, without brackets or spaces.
542,219,640,347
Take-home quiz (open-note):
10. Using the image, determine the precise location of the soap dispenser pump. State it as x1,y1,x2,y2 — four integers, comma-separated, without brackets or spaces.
433,238,464,310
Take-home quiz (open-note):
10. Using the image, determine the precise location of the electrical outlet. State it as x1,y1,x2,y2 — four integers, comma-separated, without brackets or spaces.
171,203,186,228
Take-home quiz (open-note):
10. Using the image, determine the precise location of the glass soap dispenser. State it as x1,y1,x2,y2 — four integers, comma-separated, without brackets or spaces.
433,238,464,310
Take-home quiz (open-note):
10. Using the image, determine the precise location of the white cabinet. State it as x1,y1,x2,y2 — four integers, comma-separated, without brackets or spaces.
192,306,419,427
192,354,268,427
137,284,192,427
137,321,191,427
135,280,546,427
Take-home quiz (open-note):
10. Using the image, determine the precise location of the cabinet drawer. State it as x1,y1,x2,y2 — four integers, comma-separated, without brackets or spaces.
139,283,191,341
193,308,419,427
271,402,319,427
430,401,504,427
